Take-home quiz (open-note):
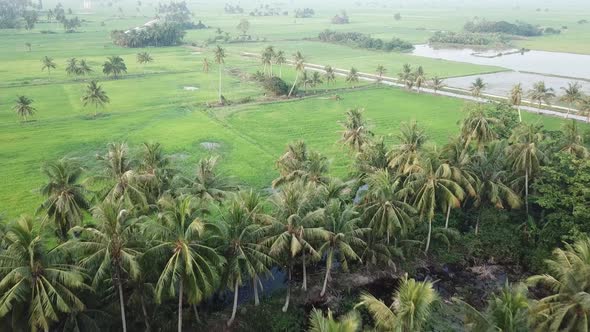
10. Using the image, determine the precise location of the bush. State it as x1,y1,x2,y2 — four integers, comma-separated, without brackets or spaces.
429,31,509,46
464,19,542,36
318,30,414,52
262,77,290,96
111,23,186,47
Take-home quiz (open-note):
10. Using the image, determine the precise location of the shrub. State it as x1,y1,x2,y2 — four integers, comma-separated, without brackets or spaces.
263,77,290,96
318,30,414,52
464,19,542,36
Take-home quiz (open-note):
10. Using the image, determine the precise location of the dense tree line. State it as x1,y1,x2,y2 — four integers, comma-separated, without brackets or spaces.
318,30,414,52
429,31,510,46
111,23,186,48
1,100,589,330
463,19,543,36
295,8,315,18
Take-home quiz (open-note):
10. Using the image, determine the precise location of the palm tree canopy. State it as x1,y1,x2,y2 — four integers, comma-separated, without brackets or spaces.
308,309,361,332
81,80,110,109
13,95,36,120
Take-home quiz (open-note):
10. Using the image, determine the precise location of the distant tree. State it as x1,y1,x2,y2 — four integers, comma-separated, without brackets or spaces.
102,56,127,79
236,18,250,36
376,64,386,81
580,97,590,123
394,12,402,20
25,42,31,51
346,67,359,88
274,50,286,78
78,59,92,76
560,82,583,119
509,83,524,122
202,57,209,73
288,51,305,97
528,81,555,109
66,57,79,76
81,80,110,117
398,64,415,90
41,56,56,79
13,95,36,122
414,66,426,92
324,65,336,85
470,77,487,100
137,52,153,73
431,76,445,94
23,10,38,30
310,71,323,92
214,45,226,103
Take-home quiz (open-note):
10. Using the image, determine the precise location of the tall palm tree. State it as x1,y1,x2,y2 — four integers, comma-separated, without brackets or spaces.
560,82,584,119
214,45,226,103
346,67,359,88
275,50,286,78
273,141,330,188
41,56,56,79
398,63,414,89
139,142,175,200
507,124,547,215
319,200,367,297
0,216,86,332
13,95,36,122
289,51,305,97
266,181,326,311
78,59,93,76
470,77,487,100
311,71,323,92
355,136,391,174
81,80,110,117
387,121,428,174
339,108,373,151
66,57,79,76
177,156,234,203
38,158,89,241
362,170,415,243
376,64,386,81
261,46,275,76
324,65,336,85
219,199,274,326
146,194,223,332
414,66,426,93
460,107,499,154
407,155,465,253
559,120,589,158
431,76,445,94
202,57,209,73
308,309,360,332
136,52,153,73
527,236,590,331
509,83,524,122
300,70,311,91
65,200,141,332
454,283,529,332
357,274,439,331
102,55,127,79
528,81,555,109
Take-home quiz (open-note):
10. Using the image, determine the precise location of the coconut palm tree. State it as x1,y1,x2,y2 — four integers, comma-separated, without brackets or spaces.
78,59,93,76
261,46,275,76
460,107,499,154
300,70,311,92
64,200,141,332
219,199,274,326
311,71,323,92
177,156,234,203
214,45,226,103
376,64,386,81
387,121,428,174
289,51,305,97
202,57,209,73
414,66,426,93
507,124,547,215
559,120,589,158
361,170,415,243
527,236,590,331
136,52,153,73
324,65,336,85
528,81,555,109
468,142,521,234
266,181,326,311
102,55,127,79
560,82,583,119
318,200,367,297
273,141,330,188
38,158,89,241
81,80,110,117
355,136,391,174
407,154,465,253
580,96,590,123
357,274,439,332
398,64,413,89
146,194,223,332
139,142,175,200
431,76,445,94
454,283,529,332
470,77,487,101
41,56,56,79
0,216,86,332
346,67,360,88
509,83,524,122
66,57,79,76
339,108,373,151
12,95,36,122
308,309,360,332
274,50,286,78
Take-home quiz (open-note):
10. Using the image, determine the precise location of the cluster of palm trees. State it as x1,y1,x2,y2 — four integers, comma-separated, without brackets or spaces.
2,102,588,330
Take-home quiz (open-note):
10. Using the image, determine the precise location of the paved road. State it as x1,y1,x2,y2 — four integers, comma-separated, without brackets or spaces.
241,52,588,123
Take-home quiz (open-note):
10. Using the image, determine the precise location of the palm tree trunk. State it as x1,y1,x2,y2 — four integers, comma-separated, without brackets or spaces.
178,278,183,332
518,106,522,122
301,250,307,291
141,296,151,332
445,205,451,229
218,65,223,103
227,280,239,326
288,71,299,97
282,263,292,312
320,251,332,297
525,169,529,216
116,270,128,332
424,217,432,254
253,276,260,306
192,304,200,323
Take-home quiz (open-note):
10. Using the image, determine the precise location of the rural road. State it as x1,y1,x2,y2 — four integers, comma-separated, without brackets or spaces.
241,52,589,123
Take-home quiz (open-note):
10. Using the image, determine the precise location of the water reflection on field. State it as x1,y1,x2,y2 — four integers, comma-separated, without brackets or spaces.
412,44,590,79
445,72,590,98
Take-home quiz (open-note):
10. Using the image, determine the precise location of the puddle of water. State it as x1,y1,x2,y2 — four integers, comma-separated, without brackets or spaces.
183,86,199,91
446,72,590,98
412,44,590,79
